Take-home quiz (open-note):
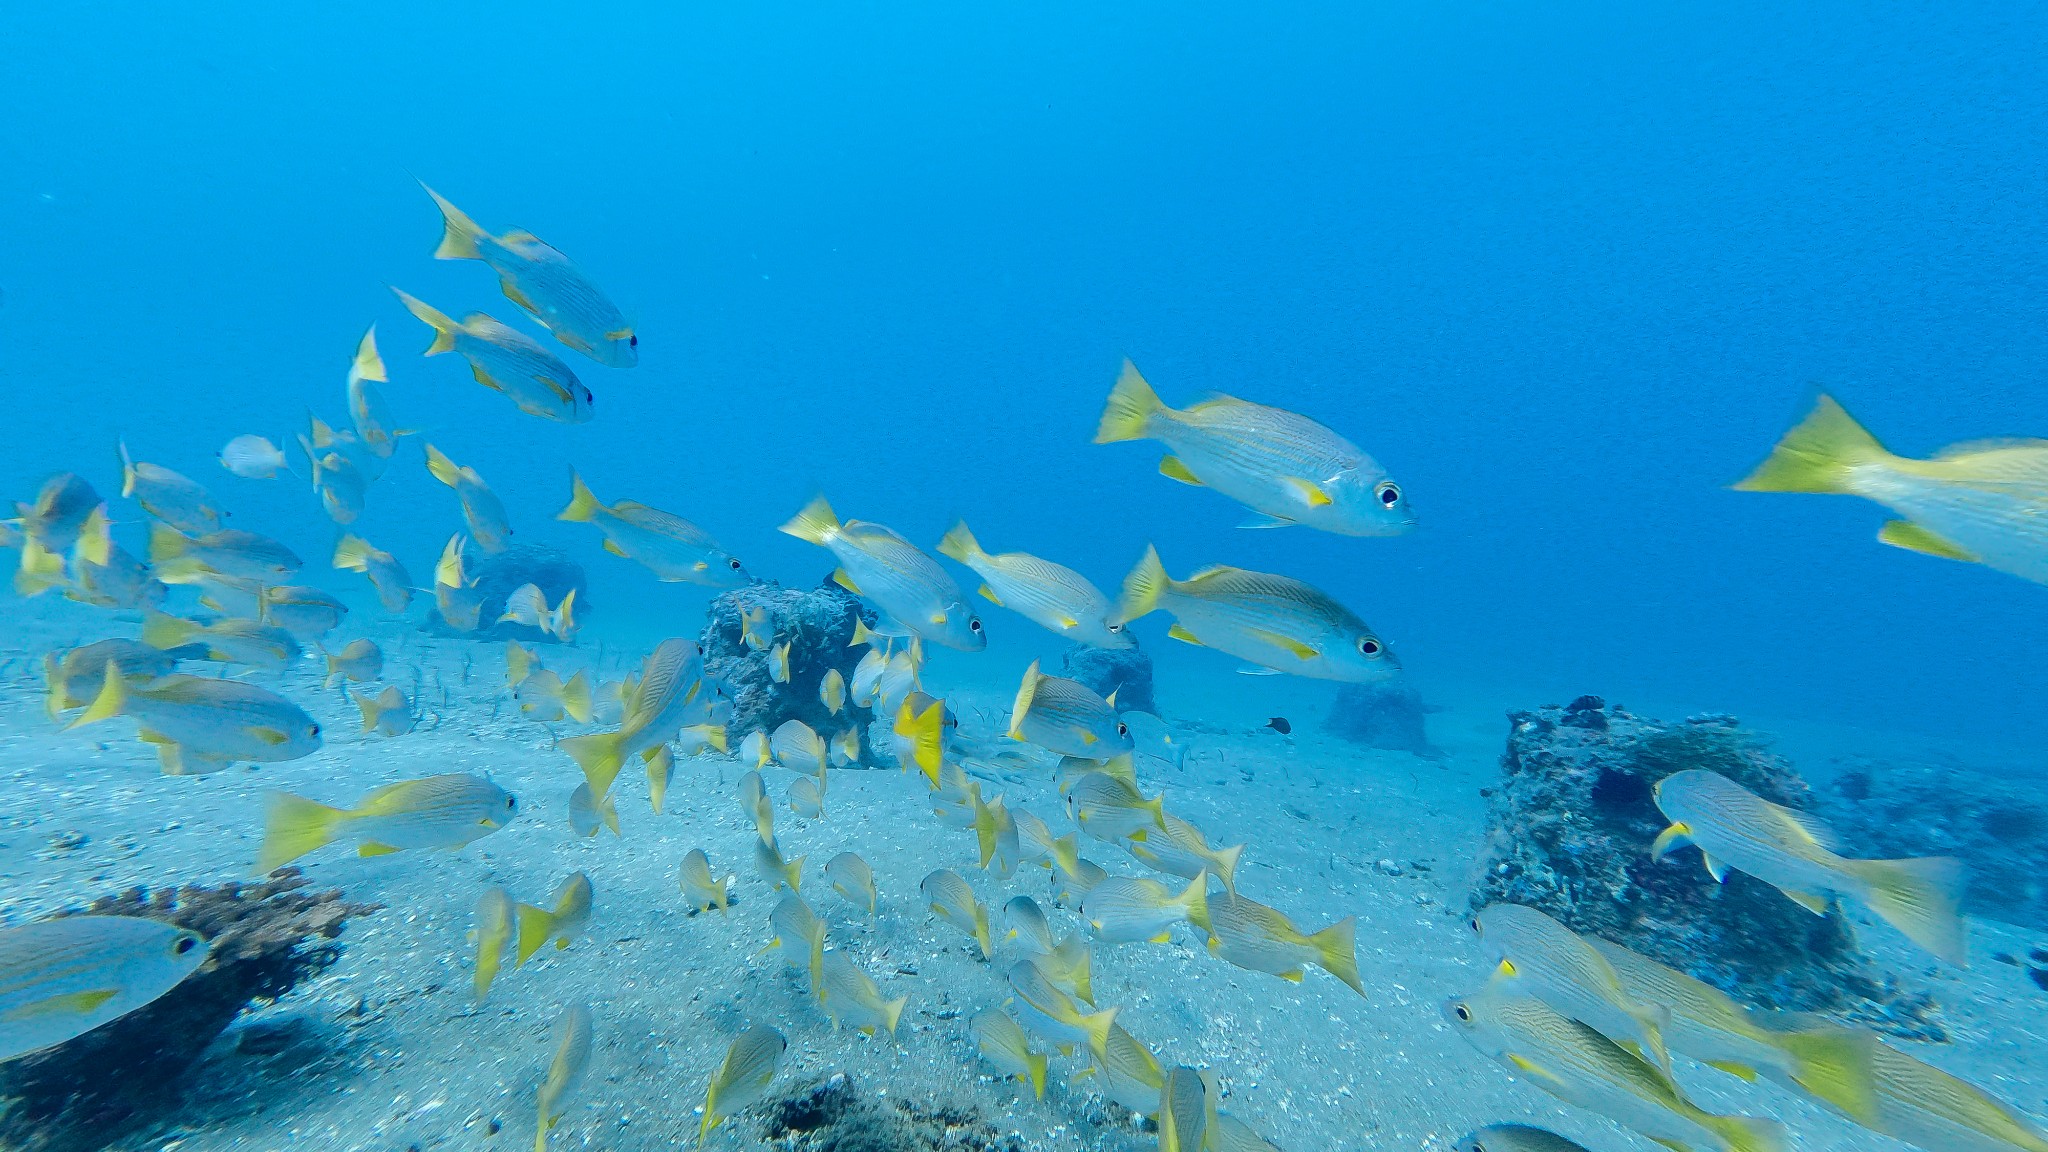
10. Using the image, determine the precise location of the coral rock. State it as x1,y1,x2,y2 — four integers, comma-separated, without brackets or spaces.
1059,638,1155,716
1324,679,1444,759
702,579,876,762
433,543,589,641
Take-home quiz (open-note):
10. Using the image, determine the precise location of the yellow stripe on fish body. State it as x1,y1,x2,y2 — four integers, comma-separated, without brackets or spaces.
1088,1021,1165,1114
779,496,986,651
68,666,321,770
392,289,592,424
147,524,300,584
699,1026,787,1143
1207,892,1362,995
1007,661,1131,758
971,1009,1049,1099
1082,873,1208,944
0,916,209,1063
936,521,1131,647
256,773,516,873
1128,812,1245,891
1003,959,1117,1057
119,441,227,535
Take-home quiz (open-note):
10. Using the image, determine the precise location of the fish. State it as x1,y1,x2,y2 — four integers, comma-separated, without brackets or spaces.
568,782,619,837
420,184,637,368
1008,661,1132,758
252,584,349,638
1028,933,1097,1005
65,540,165,610
771,719,827,776
972,792,1021,878
1205,892,1362,994
680,849,733,914
1055,855,1112,906
1065,771,1168,841
307,444,367,525
423,444,515,552
1081,873,1209,944
678,723,728,757
971,1009,1049,1098
768,641,791,684
16,473,106,556
891,693,947,783
120,442,227,535
819,668,846,714
1472,903,1673,1074
753,836,805,892
767,894,827,994
920,869,993,959
1443,988,1785,1152
1213,1115,1283,1152
44,639,197,716
1094,360,1415,535
849,648,887,707
739,729,772,770
740,605,772,652
936,522,1132,647
560,639,706,798
148,524,300,585
738,771,775,844
393,289,593,423
500,582,578,640
256,773,517,873
1012,808,1073,870
779,496,986,651
558,472,748,586
0,915,210,1062
817,951,909,1036
472,886,516,1002
830,727,860,768
322,639,383,687
517,669,595,724
68,667,321,773
1786,1033,2048,1152
1456,1125,1596,1152
698,1026,787,1144
354,685,417,737
1114,546,1398,681
1157,1066,1217,1152
435,533,487,630
788,775,825,819
332,534,414,613
1083,1021,1164,1113
344,328,408,458
1004,959,1116,1057
507,641,539,689
515,873,595,964
218,434,288,479
1003,895,1055,955
534,1001,593,1152
1733,393,2048,585
1127,812,1245,891
141,611,300,672
825,852,877,913
1652,769,1967,965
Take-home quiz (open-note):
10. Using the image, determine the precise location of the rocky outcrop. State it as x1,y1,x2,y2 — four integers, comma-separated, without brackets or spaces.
1059,639,1155,716
1324,679,1443,760
701,579,876,763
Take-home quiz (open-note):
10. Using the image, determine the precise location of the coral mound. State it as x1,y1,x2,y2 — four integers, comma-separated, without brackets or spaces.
435,543,589,641
1324,678,1443,760
762,1073,1024,1152
702,579,876,760
1059,639,1156,715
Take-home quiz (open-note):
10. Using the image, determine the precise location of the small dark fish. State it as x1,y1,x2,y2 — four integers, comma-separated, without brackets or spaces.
1265,717,1291,735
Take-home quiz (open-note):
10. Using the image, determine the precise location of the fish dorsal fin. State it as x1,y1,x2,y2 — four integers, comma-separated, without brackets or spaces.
1158,456,1205,486
1876,520,1978,562
1932,437,2048,460
1247,628,1319,661
1166,623,1204,646
1282,476,1333,507
1706,1059,1760,1081
500,229,542,246
1765,801,1844,852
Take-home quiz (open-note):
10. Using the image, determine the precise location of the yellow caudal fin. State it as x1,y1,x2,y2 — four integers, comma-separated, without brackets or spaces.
894,697,946,785
1174,872,1210,933
778,494,840,544
1077,1005,1119,1058
145,521,205,583
423,443,463,488
1007,660,1042,740
1703,1115,1787,1152
117,440,138,498
560,731,627,799
73,504,110,568
15,538,68,597
936,521,981,564
419,183,485,261
391,288,459,355
256,791,348,873
513,903,556,965
1113,545,1171,625
1772,1026,1881,1126
332,533,374,572
1094,359,1166,444
352,689,386,733
351,326,387,383
560,670,594,724
558,470,604,522
1210,842,1245,892
1733,395,1890,494
66,663,128,729
1310,915,1366,997
140,610,196,652
1847,854,1968,965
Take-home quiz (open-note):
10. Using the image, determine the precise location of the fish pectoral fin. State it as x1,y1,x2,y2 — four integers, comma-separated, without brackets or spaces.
1706,1059,1760,1082
534,374,576,404
604,327,634,341
1238,514,1297,529
1248,628,1319,660
1147,932,1172,944
1504,1053,1571,1091
1781,888,1830,915
928,611,949,625
1649,823,1692,861
602,539,629,557
250,726,291,747
3,987,121,1021
1166,623,1204,646
977,584,1003,605
135,729,176,744
357,842,402,857
1277,968,1305,982
1078,731,1098,746
1282,477,1334,507
1876,520,1978,562
1235,665,1283,676
832,569,862,594
1055,614,1079,629
1158,456,1205,486
1700,852,1729,883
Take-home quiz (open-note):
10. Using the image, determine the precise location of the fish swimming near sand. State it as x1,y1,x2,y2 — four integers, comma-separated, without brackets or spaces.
936,521,1131,647
534,1001,593,1152
1114,545,1397,681
780,495,986,651
68,665,321,773
558,471,748,586
257,773,516,873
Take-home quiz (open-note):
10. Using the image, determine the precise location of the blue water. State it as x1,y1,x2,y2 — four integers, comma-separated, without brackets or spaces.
5,0,2046,749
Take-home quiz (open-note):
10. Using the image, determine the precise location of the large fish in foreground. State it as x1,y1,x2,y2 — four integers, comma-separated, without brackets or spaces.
68,666,322,773
1652,769,1967,965
780,496,985,651
1094,360,1415,535
0,916,210,1062
1735,394,2048,585
1114,546,1397,681
559,639,707,798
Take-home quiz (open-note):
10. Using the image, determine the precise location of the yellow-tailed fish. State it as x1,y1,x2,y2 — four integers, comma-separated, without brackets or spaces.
1128,812,1244,891
1789,1033,2048,1152
148,523,299,584
1029,933,1096,1005
1065,771,1167,841
558,471,748,586
771,719,827,776
738,771,775,843
740,605,771,652
937,521,1131,647
304,413,389,483
1004,959,1116,1056
1013,808,1072,870
517,669,594,724
825,852,877,914
534,1001,593,1152
141,611,300,672
568,782,620,838
254,584,349,638
505,640,539,689
472,886,516,1002
332,534,414,613
1653,769,1967,965
306,444,367,525
1058,751,1140,794
218,434,287,479
394,289,593,423
817,951,908,1036
891,694,947,783
344,328,408,458
767,640,792,684
1115,546,1397,681
1055,855,1111,906
434,533,487,631
1081,873,1208,944
849,648,887,707
681,849,733,914
69,666,320,773
1084,1021,1163,1112
921,868,993,959
560,638,704,798
1008,660,1131,758
739,729,771,770
929,772,981,831
501,582,577,639
768,894,827,994
788,775,825,819
0,916,209,1062
323,638,383,686
678,723,727,757
424,445,515,552
874,651,923,719
1206,892,1362,994
1157,1066,1217,1152
354,685,416,737
819,668,845,714
1734,393,2048,585
1457,1125,1596,1152
698,1025,786,1144
44,639,196,715
420,184,637,368
753,836,804,892
257,773,516,873
830,727,860,767
645,744,675,813
15,473,105,555
67,540,165,610
14,533,72,598
1095,360,1415,535
1472,903,1671,1073
1004,895,1055,954
972,792,1021,878
779,495,986,651
971,1009,1049,1098
1443,988,1785,1152
120,441,226,535
515,873,594,964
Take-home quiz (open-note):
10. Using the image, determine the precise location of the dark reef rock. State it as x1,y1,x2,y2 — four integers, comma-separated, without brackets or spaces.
761,1073,1024,1152
1470,699,1940,1038
1816,757,2048,932
0,870,377,1152
1324,678,1444,760
1059,638,1155,715
702,579,876,761
430,543,589,641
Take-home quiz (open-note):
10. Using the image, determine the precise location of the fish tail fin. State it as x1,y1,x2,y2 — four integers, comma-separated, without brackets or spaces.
1845,854,1968,965
1094,359,1166,444
1113,545,1170,624
420,183,485,261
1310,915,1366,997
551,588,578,640
66,663,128,729
936,520,981,563
351,688,386,732
506,643,534,688
1024,1050,1048,1099
1007,660,1042,740
14,538,68,597
558,470,603,522
117,440,138,498
1771,1025,1881,1126
332,533,373,572
893,697,945,785
513,903,556,965
351,326,387,382
561,670,594,724
1703,1115,1787,1152
881,994,909,1035
257,791,347,873
73,504,111,567
139,610,194,651
391,288,459,355
1176,872,1210,932
43,654,67,718
1208,843,1245,892
1733,395,1890,494
559,731,626,799
145,522,207,584
778,494,840,544
1078,1005,1119,1058
783,853,806,892
423,443,462,488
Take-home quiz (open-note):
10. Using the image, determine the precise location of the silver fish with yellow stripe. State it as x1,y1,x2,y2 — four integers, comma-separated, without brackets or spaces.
0,916,210,1062
1114,545,1396,681
1008,660,1131,758
256,772,516,873
937,521,1130,648
67,665,321,773
424,445,515,552
394,289,592,423
558,471,748,587
780,495,985,651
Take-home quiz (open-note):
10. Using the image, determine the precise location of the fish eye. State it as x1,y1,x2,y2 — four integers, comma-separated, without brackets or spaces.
969,617,983,633
628,335,638,348
1472,1143,1486,1152
174,935,197,955
1376,482,1401,507
1468,916,1481,933
729,558,743,570
1116,722,1129,737
1358,638,1382,656
1453,1003,1472,1022
1106,621,1123,633
308,723,321,737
